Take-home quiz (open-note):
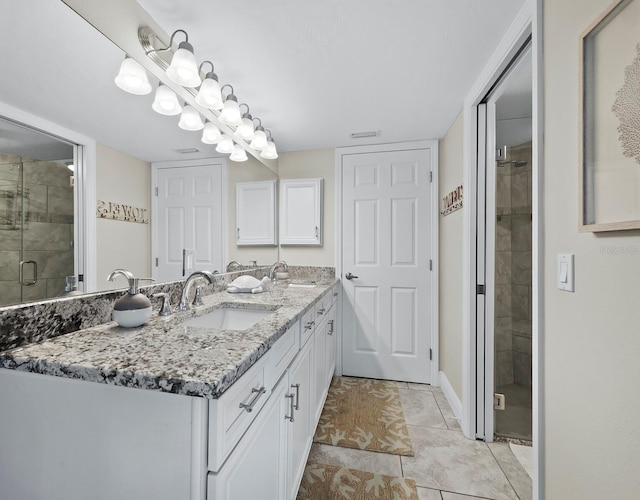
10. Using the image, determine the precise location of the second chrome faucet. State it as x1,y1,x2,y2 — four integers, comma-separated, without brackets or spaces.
178,270,218,311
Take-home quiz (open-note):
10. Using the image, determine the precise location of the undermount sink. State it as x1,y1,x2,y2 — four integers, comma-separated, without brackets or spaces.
183,306,277,331
288,283,316,288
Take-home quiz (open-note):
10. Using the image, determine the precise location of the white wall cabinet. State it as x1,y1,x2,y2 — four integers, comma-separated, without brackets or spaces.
236,180,277,246
279,178,323,245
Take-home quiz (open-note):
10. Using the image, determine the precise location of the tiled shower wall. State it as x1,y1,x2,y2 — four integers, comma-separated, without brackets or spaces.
0,153,74,306
495,142,532,388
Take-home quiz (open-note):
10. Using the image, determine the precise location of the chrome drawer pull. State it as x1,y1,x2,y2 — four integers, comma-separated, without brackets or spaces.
239,386,266,413
304,321,315,330
317,308,325,316
285,393,295,422
328,320,334,336
292,383,300,410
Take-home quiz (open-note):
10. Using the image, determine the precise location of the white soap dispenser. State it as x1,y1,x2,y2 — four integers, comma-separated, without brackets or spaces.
107,269,154,328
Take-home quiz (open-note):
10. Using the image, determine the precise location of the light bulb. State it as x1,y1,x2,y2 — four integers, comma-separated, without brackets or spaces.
178,104,204,131
219,95,242,126
260,139,278,160
195,73,223,110
115,56,152,95
215,134,235,154
152,84,182,115
236,116,255,141
229,144,248,162
166,41,201,88
250,128,268,150
201,121,222,144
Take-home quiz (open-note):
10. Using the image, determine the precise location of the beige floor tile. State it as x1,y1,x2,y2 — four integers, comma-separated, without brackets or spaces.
307,442,402,477
396,381,410,389
488,442,532,500
441,492,494,500
401,426,518,500
445,417,462,432
432,388,456,420
408,382,434,391
399,389,448,429
417,486,443,499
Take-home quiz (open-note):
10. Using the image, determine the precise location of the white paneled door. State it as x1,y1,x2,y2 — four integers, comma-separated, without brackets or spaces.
341,149,432,383
156,163,224,282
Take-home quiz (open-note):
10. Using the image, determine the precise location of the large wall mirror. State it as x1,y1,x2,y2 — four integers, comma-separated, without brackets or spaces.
0,0,279,308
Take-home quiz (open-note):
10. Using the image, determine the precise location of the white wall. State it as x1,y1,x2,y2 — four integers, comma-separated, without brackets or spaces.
95,143,151,291
543,0,640,497
278,149,335,267
438,113,464,399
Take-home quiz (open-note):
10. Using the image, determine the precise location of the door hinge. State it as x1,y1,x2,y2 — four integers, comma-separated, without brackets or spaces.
155,186,158,196
477,284,485,295
429,259,433,271
78,274,84,283
429,348,433,361
429,171,433,182
155,257,159,267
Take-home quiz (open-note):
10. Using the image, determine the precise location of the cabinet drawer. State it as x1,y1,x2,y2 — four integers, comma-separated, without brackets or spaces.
265,321,299,389
299,307,316,348
314,293,331,322
208,360,268,472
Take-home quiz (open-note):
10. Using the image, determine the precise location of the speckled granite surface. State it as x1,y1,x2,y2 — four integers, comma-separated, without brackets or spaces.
0,278,338,399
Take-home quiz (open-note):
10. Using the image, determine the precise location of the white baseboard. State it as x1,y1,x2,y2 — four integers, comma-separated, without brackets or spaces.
439,371,463,421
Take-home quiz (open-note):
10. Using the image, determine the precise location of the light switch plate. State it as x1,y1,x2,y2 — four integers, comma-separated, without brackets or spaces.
557,254,575,292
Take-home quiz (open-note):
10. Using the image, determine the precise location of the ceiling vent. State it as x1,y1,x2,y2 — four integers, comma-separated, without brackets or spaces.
175,148,200,154
350,131,379,139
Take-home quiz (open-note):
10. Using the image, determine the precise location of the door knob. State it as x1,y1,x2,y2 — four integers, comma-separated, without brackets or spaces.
345,272,358,280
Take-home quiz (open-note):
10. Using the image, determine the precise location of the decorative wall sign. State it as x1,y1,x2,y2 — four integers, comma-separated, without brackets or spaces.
579,0,640,232
97,200,148,224
441,185,463,216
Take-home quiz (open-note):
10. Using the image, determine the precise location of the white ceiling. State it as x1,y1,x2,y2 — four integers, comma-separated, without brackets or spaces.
0,0,525,161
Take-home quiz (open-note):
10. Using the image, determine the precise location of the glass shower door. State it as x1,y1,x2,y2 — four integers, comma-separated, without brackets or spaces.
0,157,23,306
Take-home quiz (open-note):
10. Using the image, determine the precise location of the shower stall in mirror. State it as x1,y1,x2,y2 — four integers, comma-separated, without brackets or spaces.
0,118,76,306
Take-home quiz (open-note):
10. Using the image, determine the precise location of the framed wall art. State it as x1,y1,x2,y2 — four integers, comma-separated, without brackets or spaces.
579,0,640,231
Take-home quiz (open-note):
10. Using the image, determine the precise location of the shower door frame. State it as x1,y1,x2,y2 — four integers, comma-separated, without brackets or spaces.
0,100,97,295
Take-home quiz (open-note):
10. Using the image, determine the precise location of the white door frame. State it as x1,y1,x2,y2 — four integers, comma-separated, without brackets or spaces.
151,158,228,281
0,100,97,293
335,140,440,385
461,0,543,497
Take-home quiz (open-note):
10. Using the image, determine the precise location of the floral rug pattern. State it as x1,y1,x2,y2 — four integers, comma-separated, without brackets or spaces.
297,463,418,500
313,376,414,456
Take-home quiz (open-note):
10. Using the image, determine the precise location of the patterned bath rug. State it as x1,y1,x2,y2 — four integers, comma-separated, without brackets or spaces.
313,376,414,456
297,462,418,500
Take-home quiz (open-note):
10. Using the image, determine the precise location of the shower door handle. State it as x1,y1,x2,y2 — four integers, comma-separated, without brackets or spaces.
19,260,37,286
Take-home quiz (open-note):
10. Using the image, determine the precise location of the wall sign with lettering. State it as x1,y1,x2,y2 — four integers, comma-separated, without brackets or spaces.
441,185,463,216
97,200,149,224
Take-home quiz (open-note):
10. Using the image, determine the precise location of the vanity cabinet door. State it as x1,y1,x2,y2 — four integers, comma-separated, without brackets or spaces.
236,180,277,245
325,303,337,386
209,375,289,500
312,314,328,426
279,178,323,245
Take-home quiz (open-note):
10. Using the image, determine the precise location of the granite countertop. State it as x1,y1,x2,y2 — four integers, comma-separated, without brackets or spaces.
0,279,338,399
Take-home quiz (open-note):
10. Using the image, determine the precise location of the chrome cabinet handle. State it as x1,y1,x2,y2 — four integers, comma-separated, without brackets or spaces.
304,321,315,330
315,226,319,239
345,272,358,280
19,260,37,286
285,393,295,422
328,320,334,336
317,308,325,316
291,383,300,410
239,386,266,413
237,228,240,241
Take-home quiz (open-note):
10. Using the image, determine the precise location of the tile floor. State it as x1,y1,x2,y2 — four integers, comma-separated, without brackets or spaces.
306,381,532,500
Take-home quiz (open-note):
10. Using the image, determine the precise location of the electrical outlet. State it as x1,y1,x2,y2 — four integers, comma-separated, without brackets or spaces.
493,393,506,411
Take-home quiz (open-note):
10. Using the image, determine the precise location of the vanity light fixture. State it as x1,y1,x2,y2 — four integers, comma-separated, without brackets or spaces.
229,144,248,162
164,30,202,88
249,118,268,151
236,104,256,141
201,120,222,144
195,61,223,110
215,133,235,154
219,85,243,127
260,129,278,160
178,103,205,131
152,83,182,115
115,55,152,95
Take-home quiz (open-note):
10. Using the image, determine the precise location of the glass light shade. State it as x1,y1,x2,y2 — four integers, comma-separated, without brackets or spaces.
260,140,278,160
115,56,152,95
236,116,255,140
250,128,268,150
215,134,235,154
229,145,248,162
201,121,222,144
152,85,182,115
195,75,223,110
178,104,204,131
219,97,242,127
166,42,202,87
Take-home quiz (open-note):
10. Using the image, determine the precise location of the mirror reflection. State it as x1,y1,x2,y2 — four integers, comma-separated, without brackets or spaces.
0,0,279,307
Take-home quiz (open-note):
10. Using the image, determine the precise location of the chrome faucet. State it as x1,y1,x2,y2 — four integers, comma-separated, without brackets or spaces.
268,260,289,280
178,270,218,311
226,260,243,272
